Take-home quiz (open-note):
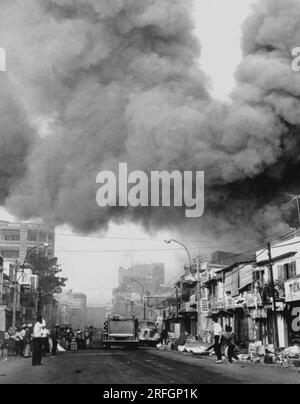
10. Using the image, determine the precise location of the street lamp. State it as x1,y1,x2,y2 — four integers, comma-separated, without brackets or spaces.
18,242,49,282
164,239,192,270
12,242,49,331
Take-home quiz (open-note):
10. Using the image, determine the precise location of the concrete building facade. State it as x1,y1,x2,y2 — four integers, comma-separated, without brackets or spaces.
0,220,55,262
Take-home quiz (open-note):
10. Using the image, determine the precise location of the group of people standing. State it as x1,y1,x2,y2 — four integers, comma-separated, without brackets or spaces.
207,317,239,364
1,318,95,366
0,317,61,365
0,323,34,361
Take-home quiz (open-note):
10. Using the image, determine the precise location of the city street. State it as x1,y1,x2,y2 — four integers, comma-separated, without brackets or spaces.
1,348,300,384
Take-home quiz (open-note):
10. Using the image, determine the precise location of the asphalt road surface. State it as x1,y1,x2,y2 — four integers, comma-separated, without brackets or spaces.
1,348,300,384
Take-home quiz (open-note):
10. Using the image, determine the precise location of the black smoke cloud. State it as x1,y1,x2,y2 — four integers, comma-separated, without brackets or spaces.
0,0,299,244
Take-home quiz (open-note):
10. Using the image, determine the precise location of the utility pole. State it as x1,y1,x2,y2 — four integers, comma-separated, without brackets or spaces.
267,242,279,348
296,195,300,228
176,286,179,319
0,265,3,306
12,262,19,332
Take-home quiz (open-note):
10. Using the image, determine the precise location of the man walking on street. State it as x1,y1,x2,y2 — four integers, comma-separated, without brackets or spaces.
212,317,223,363
24,324,33,358
51,325,60,356
32,315,46,366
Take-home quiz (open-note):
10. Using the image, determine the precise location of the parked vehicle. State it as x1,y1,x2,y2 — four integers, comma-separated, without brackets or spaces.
138,320,161,347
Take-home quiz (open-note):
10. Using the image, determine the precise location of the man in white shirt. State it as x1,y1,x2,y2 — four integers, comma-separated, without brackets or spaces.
32,316,46,366
212,317,223,363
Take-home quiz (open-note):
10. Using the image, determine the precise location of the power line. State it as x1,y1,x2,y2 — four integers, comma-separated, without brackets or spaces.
55,247,202,254
54,227,293,246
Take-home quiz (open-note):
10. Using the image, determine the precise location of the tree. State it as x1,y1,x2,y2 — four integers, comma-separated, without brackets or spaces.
27,253,67,313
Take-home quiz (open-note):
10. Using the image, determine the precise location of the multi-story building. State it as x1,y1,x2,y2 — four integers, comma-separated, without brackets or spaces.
0,257,39,331
118,263,165,294
0,220,55,331
112,263,166,321
56,291,87,330
176,231,300,349
0,220,55,262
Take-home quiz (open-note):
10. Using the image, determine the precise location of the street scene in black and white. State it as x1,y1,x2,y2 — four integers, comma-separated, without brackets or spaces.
1,0,300,386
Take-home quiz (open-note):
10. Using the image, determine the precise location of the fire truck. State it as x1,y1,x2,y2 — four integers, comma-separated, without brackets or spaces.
102,315,139,350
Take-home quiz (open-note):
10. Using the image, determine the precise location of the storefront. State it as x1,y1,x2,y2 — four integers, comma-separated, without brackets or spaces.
179,302,198,336
285,277,300,345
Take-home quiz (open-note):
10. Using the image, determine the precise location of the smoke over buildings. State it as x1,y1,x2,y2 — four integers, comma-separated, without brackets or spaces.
0,0,299,243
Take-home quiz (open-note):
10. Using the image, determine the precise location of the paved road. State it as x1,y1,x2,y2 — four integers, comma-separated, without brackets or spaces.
0,348,299,384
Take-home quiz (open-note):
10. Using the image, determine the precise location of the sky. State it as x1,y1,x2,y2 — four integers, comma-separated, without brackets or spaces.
0,0,257,306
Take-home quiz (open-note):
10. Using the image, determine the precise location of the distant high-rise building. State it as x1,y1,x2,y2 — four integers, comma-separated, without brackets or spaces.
112,263,165,319
118,263,165,294
56,291,87,330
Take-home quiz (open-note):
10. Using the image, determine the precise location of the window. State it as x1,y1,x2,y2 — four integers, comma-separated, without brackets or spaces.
284,261,297,280
278,261,297,281
2,230,20,241
1,249,19,259
27,230,38,242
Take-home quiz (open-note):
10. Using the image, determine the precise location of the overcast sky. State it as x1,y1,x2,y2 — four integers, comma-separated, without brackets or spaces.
0,0,257,306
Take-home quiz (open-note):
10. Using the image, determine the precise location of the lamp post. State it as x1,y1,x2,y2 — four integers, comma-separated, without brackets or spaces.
130,278,146,320
164,239,192,270
165,239,202,335
12,242,49,332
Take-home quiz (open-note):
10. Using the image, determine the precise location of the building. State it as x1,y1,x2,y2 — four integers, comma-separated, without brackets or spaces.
0,220,55,262
254,230,300,347
56,291,87,330
196,231,300,349
112,263,166,321
0,257,39,331
118,263,165,294
86,306,107,329
0,220,56,330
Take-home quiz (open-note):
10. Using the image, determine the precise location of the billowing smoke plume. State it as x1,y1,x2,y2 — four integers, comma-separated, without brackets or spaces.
0,0,299,244
0,76,36,205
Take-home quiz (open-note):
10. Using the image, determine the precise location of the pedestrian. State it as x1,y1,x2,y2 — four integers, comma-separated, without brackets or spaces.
222,325,239,364
160,328,168,345
84,328,90,349
51,325,60,356
24,324,33,358
15,326,26,357
177,330,189,347
0,329,9,361
88,326,94,349
32,315,46,366
42,327,50,357
211,317,223,363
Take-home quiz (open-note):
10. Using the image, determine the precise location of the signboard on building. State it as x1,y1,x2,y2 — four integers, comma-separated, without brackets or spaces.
285,278,300,303
200,298,209,314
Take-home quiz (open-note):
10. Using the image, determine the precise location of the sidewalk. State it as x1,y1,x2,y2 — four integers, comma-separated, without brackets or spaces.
151,345,300,377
